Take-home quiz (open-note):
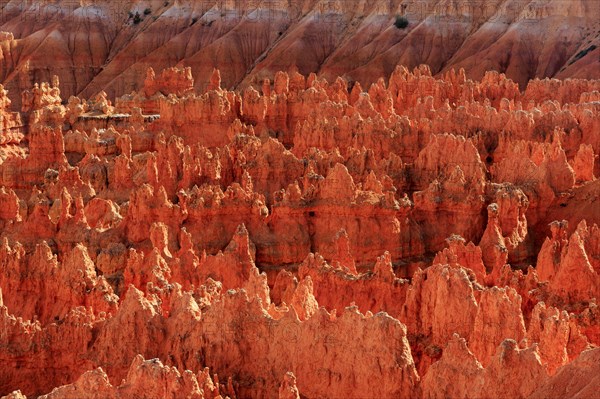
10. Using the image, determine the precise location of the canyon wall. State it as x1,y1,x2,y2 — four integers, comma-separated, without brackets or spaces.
0,0,598,110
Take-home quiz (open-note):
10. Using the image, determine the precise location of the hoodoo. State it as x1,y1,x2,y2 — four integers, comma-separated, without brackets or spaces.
0,1,599,398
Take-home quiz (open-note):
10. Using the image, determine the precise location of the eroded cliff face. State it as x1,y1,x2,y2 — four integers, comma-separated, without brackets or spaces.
0,64,599,398
0,0,599,110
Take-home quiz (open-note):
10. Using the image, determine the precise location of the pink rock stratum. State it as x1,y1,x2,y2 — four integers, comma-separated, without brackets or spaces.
0,1,600,398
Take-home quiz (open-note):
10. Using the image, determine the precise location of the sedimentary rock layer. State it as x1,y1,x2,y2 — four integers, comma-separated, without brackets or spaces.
0,63,599,398
0,0,598,110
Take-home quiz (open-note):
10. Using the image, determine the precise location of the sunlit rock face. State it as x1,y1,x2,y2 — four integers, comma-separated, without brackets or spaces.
0,0,598,109
0,2,599,396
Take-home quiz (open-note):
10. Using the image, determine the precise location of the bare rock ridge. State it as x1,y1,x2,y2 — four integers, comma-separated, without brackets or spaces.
0,0,599,110
0,62,599,398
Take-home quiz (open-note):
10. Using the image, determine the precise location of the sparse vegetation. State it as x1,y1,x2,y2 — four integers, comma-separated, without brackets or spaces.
394,15,409,29
144,8,152,15
133,12,141,24
569,45,597,65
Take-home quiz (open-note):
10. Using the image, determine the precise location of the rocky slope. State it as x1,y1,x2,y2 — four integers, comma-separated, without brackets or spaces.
0,0,599,110
0,62,598,398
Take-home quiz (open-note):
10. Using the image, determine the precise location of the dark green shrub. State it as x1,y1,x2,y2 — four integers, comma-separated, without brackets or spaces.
144,8,151,15
394,15,409,29
569,45,597,65
133,12,141,24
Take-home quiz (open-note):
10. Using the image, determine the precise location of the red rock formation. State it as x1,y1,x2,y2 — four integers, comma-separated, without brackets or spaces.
401,264,478,375
412,134,487,252
0,1,595,109
422,335,548,399
433,235,486,283
0,61,598,398
529,348,600,399
35,355,225,399
469,287,526,367
571,144,596,183
143,67,195,98
526,301,590,375
537,220,600,304
0,83,24,161
536,220,570,282
278,372,300,399
0,241,118,325
297,252,408,318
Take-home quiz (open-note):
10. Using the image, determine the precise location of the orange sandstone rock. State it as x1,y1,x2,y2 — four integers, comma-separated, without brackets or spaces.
0,62,598,399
